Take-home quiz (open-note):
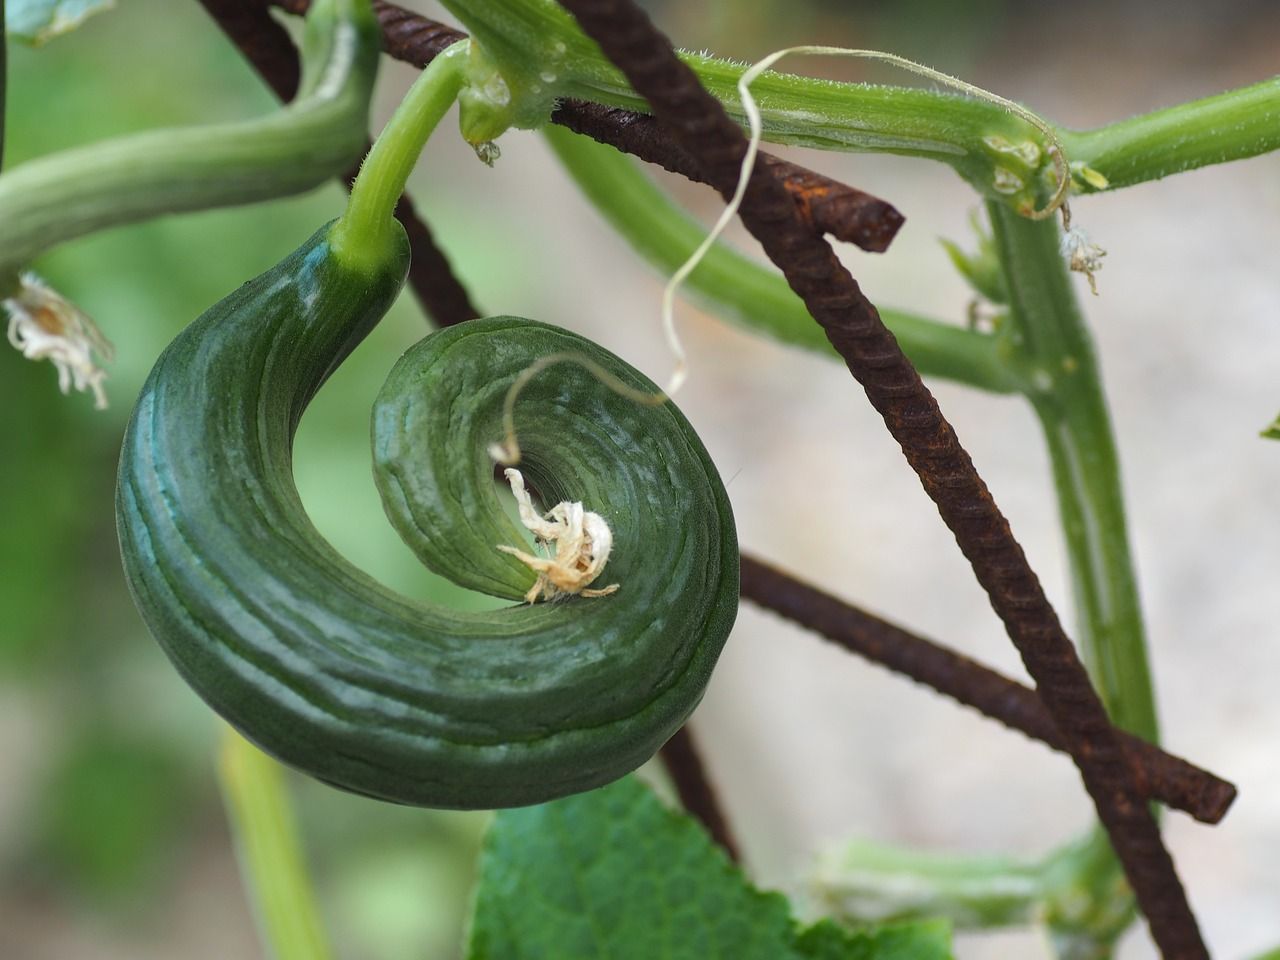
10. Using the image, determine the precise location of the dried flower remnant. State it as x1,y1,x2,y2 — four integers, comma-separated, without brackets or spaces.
497,468,620,603
4,273,113,409
1061,226,1107,295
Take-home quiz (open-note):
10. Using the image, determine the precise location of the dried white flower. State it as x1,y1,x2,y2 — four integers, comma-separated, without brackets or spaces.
4,273,113,409
1061,226,1107,296
496,468,620,604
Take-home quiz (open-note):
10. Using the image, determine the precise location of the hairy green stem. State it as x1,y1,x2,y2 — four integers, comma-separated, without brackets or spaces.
218,727,334,960
443,0,1052,211
333,38,468,269
1061,76,1280,192
443,0,1280,210
0,0,380,277
544,124,1027,395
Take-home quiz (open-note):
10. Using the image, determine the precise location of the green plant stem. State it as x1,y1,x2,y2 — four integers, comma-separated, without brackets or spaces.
332,39,468,271
443,0,1280,207
986,200,1159,951
0,0,380,277
544,124,1027,395
813,838,1044,929
1062,76,1280,192
218,726,334,960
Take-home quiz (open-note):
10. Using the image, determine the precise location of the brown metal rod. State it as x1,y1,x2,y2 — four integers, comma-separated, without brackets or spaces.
550,101,904,253
740,554,1235,825
659,725,741,862
266,0,904,252
553,0,1207,955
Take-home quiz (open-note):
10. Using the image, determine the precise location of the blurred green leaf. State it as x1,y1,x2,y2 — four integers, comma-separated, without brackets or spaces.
33,728,192,901
466,776,951,960
6,0,114,47
1261,413,1280,440
939,215,1007,307
0,348,98,670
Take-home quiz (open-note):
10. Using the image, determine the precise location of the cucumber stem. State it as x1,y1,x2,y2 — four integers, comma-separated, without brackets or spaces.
333,40,470,269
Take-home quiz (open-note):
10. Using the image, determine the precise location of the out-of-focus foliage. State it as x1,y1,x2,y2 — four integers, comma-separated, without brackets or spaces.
31,729,192,901
5,0,114,47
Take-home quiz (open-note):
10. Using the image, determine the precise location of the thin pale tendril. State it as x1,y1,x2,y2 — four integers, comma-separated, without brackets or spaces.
492,44,1076,465
487,352,669,465
736,45,1071,221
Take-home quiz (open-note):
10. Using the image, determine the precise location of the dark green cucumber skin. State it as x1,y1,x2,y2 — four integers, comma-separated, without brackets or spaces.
116,222,738,809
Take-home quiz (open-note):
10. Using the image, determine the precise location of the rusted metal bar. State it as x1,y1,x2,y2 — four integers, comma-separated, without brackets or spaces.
552,0,1207,955
550,101,904,252
200,0,481,326
660,725,741,862
741,554,1236,825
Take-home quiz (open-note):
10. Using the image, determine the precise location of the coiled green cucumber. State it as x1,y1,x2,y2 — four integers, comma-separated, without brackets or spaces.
116,221,738,809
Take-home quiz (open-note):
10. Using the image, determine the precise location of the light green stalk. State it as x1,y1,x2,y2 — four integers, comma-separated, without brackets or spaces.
0,0,381,279
813,839,1045,929
332,39,469,271
544,124,1028,395
218,727,334,960
1061,76,1280,192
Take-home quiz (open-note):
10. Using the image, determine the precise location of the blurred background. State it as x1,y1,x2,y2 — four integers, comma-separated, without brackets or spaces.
1,1,1277,957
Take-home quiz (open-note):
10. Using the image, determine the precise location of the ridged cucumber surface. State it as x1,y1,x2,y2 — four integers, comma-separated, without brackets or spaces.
116,221,738,809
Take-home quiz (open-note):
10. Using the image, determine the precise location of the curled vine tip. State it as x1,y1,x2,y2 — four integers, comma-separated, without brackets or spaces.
4,273,112,409
497,468,620,604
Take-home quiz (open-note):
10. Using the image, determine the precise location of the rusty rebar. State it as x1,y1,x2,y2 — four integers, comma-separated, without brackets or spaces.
550,101,904,252
198,0,301,101
201,0,481,327
741,554,1236,825
553,0,1207,955
660,725,741,862
267,0,903,252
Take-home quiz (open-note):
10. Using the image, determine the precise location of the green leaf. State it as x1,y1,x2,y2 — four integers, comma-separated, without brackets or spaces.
1261,413,1280,440
6,0,114,47
465,776,951,960
940,212,1008,306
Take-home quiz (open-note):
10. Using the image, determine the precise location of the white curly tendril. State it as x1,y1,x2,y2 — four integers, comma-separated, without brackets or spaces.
4,273,113,409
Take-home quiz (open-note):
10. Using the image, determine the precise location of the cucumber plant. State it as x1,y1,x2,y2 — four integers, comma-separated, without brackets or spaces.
2,0,1276,957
